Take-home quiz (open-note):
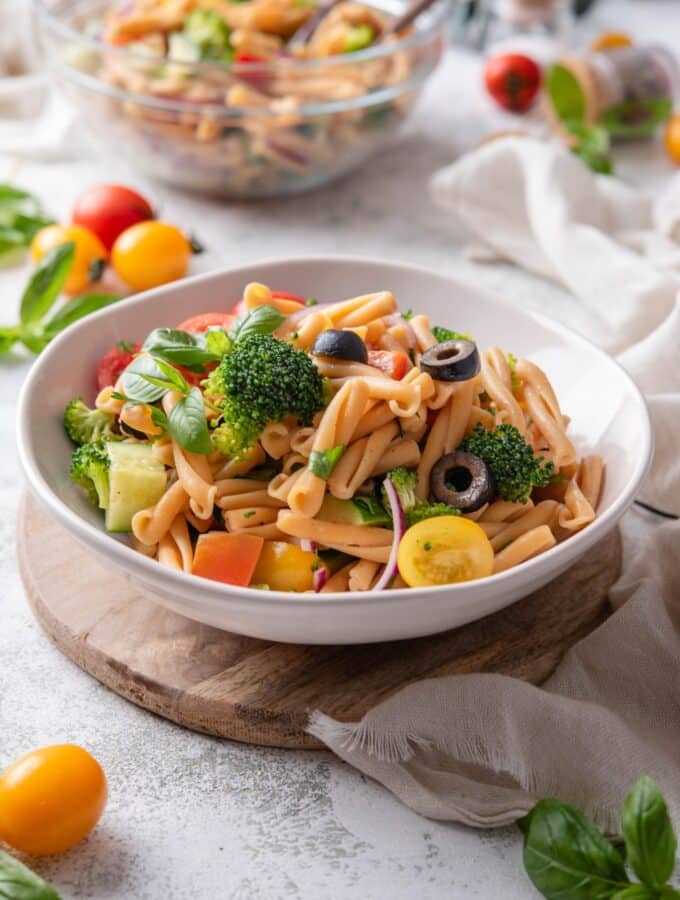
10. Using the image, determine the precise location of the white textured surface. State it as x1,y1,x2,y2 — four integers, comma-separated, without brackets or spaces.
0,2,673,897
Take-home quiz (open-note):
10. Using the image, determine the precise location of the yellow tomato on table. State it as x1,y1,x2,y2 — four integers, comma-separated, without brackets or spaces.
31,224,107,295
397,516,494,587
250,541,320,592
590,31,632,52
111,221,191,292
0,744,107,856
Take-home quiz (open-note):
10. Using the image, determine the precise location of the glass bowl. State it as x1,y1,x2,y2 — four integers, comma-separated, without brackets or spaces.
34,0,449,198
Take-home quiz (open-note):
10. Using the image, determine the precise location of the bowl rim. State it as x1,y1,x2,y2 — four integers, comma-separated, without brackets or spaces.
33,0,451,74
17,254,653,609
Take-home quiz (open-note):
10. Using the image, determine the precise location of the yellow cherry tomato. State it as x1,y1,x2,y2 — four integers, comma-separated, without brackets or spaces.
397,516,494,588
111,221,191,292
590,31,632,52
664,113,680,165
0,744,107,856
250,541,320,592
31,224,107,295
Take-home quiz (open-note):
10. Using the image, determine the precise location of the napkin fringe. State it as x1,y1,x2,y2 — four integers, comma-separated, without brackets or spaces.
307,711,432,763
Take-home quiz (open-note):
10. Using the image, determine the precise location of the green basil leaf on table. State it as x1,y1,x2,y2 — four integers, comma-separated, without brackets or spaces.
547,63,587,123
143,327,220,370
601,98,672,140
520,798,630,899
0,326,20,354
610,886,661,899
0,850,61,900
19,242,75,326
167,387,212,454
622,777,677,889
565,121,613,175
308,444,346,480
229,305,285,345
44,294,121,336
121,356,171,404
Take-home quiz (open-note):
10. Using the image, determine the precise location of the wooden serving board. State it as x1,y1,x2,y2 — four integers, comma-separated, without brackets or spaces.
17,493,621,749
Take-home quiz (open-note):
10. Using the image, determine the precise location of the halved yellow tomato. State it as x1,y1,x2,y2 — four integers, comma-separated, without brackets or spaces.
397,516,494,587
250,541,319,592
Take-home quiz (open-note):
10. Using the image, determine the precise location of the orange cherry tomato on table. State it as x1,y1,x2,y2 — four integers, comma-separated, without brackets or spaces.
367,349,410,380
590,31,632,52
96,340,141,390
484,53,541,113
73,183,154,251
0,744,107,856
176,312,236,332
664,113,680,165
31,224,107,295
111,221,191,292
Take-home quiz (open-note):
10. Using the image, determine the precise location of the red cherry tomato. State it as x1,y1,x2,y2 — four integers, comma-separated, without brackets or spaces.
73,184,154,251
367,349,410,380
96,341,141,391
484,53,541,113
176,312,236,332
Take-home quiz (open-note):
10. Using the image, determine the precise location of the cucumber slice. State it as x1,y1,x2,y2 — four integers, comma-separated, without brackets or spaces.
105,443,167,533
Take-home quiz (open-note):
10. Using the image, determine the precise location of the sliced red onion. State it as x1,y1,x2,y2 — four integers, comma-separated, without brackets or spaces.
301,538,317,553
313,566,329,592
373,477,404,591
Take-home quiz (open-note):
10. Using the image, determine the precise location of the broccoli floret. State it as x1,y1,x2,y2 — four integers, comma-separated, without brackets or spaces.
433,326,471,343
64,397,121,445
382,467,460,528
182,9,233,61
461,423,554,503
70,441,110,508
207,333,325,459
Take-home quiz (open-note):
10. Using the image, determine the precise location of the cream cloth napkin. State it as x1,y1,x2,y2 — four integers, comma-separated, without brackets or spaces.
308,139,680,831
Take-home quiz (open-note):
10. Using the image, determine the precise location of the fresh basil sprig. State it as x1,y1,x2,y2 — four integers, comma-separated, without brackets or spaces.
142,328,222,372
520,777,680,900
0,850,61,900
229,305,285,345
0,243,121,356
167,387,213,454
308,444,345,480
0,183,54,268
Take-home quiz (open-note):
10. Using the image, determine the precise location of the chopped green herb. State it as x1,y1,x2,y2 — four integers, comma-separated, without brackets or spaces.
433,325,472,343
308,444,345,480
306,297,318,306
243,510,256,519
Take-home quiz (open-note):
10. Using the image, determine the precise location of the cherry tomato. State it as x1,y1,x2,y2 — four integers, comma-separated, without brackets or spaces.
0,745,107,856
367,349,410,380
31,224,107,295
176,312,236,332
397,517,494,587
96,340,141,390
111,221,191,292
664,113,680,165
590,31,632,52
73,184,154,251
250,541,320,591
484,53,541,113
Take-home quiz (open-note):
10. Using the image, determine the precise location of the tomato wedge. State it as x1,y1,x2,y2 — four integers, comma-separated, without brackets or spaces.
192,532,264,586
96,341,141,390
367,350,410,380
176,312,235,332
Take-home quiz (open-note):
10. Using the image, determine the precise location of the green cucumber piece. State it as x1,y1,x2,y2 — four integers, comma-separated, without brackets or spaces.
105,443,167,533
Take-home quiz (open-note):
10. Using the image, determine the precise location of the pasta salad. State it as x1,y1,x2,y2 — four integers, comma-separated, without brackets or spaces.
65,284,604,592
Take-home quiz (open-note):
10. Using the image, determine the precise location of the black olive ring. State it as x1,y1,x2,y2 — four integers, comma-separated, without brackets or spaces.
430,450,495,513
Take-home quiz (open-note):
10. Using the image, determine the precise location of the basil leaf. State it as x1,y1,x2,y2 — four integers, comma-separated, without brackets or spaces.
660,888,680,899
44,294,121,336
566,121,613,175
547,63,586,123
601,98,672,139
204,327,231,357
611,887,659,900
20,242,75,325
121,356,170,404
167,387,212,453
149,356,190,394
0,326,20,353
520,798,629,899
308,444,345,480
150,407,169,430
0,850,61,899
230,305,284,345
622,777,677,889
143,328,219,370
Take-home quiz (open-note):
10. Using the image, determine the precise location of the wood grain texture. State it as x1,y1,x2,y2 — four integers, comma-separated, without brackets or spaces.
17,493,621,749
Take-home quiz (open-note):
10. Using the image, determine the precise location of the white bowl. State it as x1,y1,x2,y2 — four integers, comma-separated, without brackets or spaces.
17,257,651,644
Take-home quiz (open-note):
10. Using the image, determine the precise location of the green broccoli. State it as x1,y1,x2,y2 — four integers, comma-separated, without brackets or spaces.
461,423,554,503
205,333,325,459
432,326,471,343
181,8,233,61
64,397,121,445
70,441,110,508
382,466,460,529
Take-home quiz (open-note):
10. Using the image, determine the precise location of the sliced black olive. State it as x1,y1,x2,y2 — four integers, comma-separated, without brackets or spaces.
119,420,147,441
430,450,495,512
311,329,368,364
420,339,480,382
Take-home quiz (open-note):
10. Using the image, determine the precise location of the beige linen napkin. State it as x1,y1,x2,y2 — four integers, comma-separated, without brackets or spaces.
308,139,680,830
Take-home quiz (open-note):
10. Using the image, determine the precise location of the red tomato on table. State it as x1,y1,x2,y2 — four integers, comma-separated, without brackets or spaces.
96,341,141,390
73,184,154,251
484,53,541,113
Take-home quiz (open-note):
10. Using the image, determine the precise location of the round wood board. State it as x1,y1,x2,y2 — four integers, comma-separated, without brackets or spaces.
17,493,621,750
